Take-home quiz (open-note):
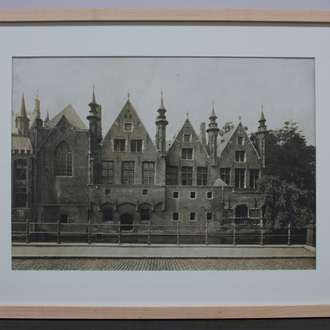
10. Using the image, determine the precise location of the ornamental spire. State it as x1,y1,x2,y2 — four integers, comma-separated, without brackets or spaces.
159,88,165,109
20,92,27,117
91,83,97,104
258,103,267,132
44,108,49,124
210,99,216,119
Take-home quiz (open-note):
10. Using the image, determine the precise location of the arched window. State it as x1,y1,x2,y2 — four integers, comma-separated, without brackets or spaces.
55,141,72,176
235,205,248,218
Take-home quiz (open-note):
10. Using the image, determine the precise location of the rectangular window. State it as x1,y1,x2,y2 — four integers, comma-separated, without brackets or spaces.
207,191,213,199
131,139,142,152
197,167,207,186
173,191,179,199
190,192,196,199
59,214,68,223
206,212,213,221
122,161,134,184
103,209,113,221
15,161,27,180
182,166,193,185
125,123,132,131
20,149,25,154
114,139,126,151
220,168,231,185
101,161,114,184
14,185,27,208
182,148,193,159
142,162,155,185
184,134,190,142
27,150,31,154
142,189,148,195
250,169,260,188
166,166,178,185
190,212,196,221
235,168,245,188
173,212,179,221
105,189,111,195
235,151,245,162
140,209,149,221
237,137,244,145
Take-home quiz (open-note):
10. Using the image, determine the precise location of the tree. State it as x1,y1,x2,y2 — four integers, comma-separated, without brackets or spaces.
258,176,314,228
219,122,248,137
219,122,234,136
257,120,315,228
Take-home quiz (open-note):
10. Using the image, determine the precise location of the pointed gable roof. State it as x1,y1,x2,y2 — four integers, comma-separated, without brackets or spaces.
45,104,87,130
217,122,259,157
167,117,209,156
101,98,156,149
217,128,235,156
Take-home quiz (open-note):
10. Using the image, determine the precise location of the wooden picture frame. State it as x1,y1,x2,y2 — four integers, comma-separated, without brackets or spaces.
1,8,329,320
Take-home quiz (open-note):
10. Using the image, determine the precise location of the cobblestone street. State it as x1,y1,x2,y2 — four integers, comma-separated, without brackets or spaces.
12,257,315,271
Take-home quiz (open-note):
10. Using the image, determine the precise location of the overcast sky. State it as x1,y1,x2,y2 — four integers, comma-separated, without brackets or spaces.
12,57,315,145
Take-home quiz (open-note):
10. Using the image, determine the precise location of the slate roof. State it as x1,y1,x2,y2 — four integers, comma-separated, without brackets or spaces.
45,104,87,130
217,127,236,156
211,178,228,187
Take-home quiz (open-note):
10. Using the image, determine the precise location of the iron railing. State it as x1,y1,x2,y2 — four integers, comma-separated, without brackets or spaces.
12,219,312,246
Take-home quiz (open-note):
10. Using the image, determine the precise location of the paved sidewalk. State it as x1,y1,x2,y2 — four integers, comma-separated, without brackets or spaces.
12,243,315,259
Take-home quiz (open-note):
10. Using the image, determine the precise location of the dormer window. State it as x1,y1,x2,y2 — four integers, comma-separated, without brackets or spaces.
125,123,132,132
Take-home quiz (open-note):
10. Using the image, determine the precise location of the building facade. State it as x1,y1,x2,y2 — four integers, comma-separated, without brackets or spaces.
12,88,268,243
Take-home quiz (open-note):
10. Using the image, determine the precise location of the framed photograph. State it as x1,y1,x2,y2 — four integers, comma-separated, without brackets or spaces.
1,8,330,319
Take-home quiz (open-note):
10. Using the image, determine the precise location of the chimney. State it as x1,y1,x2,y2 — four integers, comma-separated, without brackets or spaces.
200,122,206,147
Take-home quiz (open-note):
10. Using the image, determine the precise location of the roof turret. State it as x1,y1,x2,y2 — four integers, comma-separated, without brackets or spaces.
20,92,27,117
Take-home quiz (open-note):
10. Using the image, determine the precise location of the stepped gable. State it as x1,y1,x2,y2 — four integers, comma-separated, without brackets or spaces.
45,104,87,130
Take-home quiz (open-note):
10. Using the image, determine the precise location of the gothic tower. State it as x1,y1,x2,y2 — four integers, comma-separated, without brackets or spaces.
155,89,168,156
87,85,101,184
255,105,268,167
33,90,43,129
16,92,30,136
206,100,220,166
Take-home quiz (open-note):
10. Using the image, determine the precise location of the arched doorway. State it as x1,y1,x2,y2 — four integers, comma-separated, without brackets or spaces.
120,213,133,231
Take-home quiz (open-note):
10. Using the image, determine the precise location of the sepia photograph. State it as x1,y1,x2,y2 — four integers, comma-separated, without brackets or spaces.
11,56,316,271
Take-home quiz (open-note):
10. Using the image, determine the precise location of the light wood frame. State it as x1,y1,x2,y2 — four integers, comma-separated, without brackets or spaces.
2,8,329,320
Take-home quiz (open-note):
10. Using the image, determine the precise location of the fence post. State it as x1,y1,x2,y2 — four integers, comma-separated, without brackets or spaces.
118,221,121,245
233,221,236,246
148,221,151,245
25,219,29,244
205,222,208,246
287,223,291,246
177,222,180,245
306,222,315,246
260,220,264,246
57,220,60,244
88,220,91,244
